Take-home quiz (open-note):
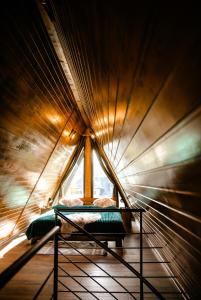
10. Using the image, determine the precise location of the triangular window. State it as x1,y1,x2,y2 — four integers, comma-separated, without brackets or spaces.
93,150,113,198
63,151,84,199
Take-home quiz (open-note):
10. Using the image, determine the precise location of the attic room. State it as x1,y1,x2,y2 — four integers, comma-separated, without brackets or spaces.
0,0,201,299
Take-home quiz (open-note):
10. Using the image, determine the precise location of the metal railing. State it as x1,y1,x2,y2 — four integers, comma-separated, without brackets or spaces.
0,226,60,289
0,208,167,300
54,207,165,300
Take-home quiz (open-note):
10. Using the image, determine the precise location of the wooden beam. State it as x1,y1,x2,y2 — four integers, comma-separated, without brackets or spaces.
84,129,93,199
94,140,130,207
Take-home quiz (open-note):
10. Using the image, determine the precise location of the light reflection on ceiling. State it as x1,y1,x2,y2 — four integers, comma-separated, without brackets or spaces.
0,221,16,239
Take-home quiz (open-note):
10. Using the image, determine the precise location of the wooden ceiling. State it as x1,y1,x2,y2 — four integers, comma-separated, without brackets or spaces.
0,1,85,247
0,0,201,297
39,0,201,296
48,0,201,150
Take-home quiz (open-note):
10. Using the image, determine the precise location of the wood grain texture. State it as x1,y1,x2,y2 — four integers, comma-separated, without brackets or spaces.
0,227,182,299
0,1,85,248
1,0,201,298
45,0,201,298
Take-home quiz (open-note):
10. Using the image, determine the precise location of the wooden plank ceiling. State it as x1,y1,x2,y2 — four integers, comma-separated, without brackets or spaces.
45,0,201,298
0,0,201,298
0,1,86,248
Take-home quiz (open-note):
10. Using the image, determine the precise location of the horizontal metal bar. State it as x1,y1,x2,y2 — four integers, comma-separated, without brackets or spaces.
58,246,163,249
146,276,177,278
131,232,155,234
132,194,201,242
59,261,170,264
58,275,126,278
55,208,145,212
58,237,137,300
111,246,163,249
55,247,162,250
58,275,177,279
60,232,152,235
132,292,184,294
33,268,54,300
0,226,60,290
56,246,162,249
58,268,103,300
131,189,201,224
58,290,133,293
57,290,183,294
56,212,165,300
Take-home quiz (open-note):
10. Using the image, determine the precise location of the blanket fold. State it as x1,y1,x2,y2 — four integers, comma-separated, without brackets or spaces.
59,213,101,234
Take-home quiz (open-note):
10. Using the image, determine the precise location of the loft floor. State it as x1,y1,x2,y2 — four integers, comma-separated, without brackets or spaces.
0,222,183,300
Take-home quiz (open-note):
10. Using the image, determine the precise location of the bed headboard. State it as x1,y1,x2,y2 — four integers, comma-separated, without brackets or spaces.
81,197,118,206
81,197,96,205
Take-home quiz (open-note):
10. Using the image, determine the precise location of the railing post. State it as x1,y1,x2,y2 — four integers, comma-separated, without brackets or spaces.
56,207,165,299
140,211,144,300
53,212,58,300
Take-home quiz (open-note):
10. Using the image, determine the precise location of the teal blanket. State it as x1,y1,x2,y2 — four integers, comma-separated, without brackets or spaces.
26,205,125,240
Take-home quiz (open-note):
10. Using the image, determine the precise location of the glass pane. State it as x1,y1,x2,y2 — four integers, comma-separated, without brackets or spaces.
93,150,113,198
63,152,84,199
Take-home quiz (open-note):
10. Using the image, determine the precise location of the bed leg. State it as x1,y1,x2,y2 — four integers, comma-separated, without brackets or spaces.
116,239,122,248
31,238,37,245
103,241,108,256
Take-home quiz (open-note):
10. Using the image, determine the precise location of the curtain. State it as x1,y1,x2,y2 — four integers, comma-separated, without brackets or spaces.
52,136,85,204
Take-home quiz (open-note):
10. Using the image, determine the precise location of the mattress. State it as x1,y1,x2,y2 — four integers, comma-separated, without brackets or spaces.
26,205,126,240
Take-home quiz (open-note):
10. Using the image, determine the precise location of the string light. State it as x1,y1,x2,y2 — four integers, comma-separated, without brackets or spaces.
69,129,77,140
63,129,70,137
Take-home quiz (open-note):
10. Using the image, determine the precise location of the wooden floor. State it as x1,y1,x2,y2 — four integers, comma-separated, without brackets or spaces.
0,223,183,300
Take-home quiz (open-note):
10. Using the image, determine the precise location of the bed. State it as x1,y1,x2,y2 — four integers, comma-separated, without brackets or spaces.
26,205,126,247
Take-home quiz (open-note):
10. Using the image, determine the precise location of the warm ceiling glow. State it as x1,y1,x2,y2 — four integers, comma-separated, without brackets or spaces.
28,172,40,186
71,132,76,140
94,112,125,128
47,113,62,125
0,221,15,239
63,129,70,137
94,116,109,126
96,129,108,137
155,145,167,161
37,178,49,191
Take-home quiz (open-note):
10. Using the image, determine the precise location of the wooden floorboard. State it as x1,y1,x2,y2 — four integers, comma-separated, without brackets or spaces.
0,223,183,300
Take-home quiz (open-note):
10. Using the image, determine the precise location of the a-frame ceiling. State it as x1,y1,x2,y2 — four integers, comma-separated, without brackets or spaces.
0,0,86,247
0,1,201,298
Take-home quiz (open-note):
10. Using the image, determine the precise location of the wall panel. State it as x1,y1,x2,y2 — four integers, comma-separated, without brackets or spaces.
0,1,85,248
46,1,201,297
0,0,201,297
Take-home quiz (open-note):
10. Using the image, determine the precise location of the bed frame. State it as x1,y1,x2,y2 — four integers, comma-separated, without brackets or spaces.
31,233,124,248
30,199,130,248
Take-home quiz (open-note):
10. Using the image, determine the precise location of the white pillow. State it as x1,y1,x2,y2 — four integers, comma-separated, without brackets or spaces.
59,198,84,207
93,198,116,208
